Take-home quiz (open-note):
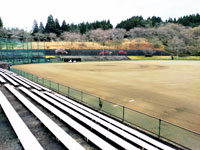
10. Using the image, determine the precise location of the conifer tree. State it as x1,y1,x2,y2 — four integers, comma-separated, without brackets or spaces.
55,18,61,35
39,22,45,33
61,20,67,31
32,20,39,35
45,15,56,33
0,17,3,28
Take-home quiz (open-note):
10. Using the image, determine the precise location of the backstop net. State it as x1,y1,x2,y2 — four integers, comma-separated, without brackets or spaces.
0,38,46,65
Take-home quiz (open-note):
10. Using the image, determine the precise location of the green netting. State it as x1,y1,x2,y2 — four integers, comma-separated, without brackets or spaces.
69,88,82,101
0,38,44,50
101,100,123,119
124,108,159,135
160,121,200,150
0,42,46,65
24,72,29,78
50,81,59,91
32,75,38,83
21,71,25,77
82,93,99,108
27,73,33,80
43,79,50,88
37,77,44,85
58,84,69,96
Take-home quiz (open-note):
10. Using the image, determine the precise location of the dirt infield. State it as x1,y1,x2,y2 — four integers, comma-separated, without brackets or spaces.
13,61,200,132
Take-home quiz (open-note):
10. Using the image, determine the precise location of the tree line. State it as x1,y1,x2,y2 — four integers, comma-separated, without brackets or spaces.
32,15,113,36
116,14,200,30
0,14,200,55
31,13,200,36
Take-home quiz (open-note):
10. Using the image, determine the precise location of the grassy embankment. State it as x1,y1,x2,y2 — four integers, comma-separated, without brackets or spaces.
31,38,165,50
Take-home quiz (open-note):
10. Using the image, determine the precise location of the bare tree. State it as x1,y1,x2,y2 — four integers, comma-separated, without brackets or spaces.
60,32,82,42
110,29,126,40
168,36,185,56
0,28,10,38
193,26,200,37
87,29,111,42
34,32,46,41
48,33,57,41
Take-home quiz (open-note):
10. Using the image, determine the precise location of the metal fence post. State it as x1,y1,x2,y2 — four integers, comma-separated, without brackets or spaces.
49,80,51,89
99,97,102,110
68,87,70,97
159,119,161,138
123,106,125,121
81,91,83,102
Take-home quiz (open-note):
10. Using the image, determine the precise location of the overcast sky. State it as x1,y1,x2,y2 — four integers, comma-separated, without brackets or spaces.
0,0,199,31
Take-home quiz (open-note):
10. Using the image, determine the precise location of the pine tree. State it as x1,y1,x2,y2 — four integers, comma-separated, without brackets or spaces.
55,18,60,30
79,22,87,34
61,20,71,32
45,15,56,33
0,17,3,28
32,20,39,35
61,20,67,31
55,18,61,35
147,16,162,27
39,22,45,33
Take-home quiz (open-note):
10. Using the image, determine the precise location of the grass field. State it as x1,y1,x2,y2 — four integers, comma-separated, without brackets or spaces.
128,56,200,60
13,60,200,132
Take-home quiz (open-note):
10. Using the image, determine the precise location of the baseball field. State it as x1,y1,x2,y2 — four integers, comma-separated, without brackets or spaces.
13,60,200,132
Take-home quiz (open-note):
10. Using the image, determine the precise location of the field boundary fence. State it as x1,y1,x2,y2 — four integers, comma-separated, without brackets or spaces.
10,67,200,150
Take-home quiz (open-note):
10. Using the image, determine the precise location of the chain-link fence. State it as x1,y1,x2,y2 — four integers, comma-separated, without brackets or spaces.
10,67,200,150
0,38,45,50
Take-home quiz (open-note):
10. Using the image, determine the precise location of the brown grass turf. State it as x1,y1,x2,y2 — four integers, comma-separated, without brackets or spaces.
13,61,200,132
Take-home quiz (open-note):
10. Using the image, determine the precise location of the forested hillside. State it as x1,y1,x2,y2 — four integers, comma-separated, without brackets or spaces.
0,14,200,55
